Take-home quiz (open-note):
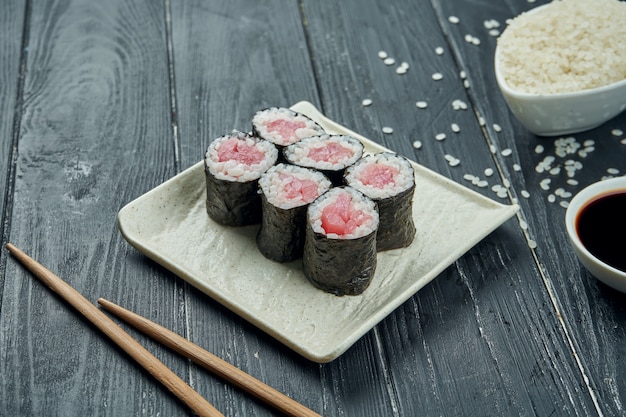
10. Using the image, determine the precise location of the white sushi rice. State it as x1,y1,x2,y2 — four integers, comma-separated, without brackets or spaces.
205,132,278,182
284,135,363,170
344,153,414,200
252,107,325,146
258,164,332,210
497,0,626,94
308,187,379,240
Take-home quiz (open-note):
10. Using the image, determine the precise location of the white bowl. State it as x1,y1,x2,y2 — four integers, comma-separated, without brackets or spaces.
494,5,626,137
565,176,626,293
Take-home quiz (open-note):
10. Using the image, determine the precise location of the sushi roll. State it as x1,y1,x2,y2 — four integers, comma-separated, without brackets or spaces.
204,131,278,226
303,187,379,296
344,152,416,251
283,134,364,185
252,107,326,153
257,164,332,262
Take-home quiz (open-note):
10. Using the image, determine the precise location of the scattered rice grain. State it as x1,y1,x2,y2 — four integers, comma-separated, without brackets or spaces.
384,57,395,66
382,126,394,134
452,99,468,110
416,101,428,109
540,178,551,190
378,50,388,59
448,16,460,24
612,129,624,136
412,140,422,149
483,19,501,29
435,133,446,141
435,46,445,55
493,123,502,132
484,168,494,176
464,34,481,45
521,190,530,198
432,72,444,81
501,148,512,156
362,98,373,107
444,155,461,166
451,123,460,133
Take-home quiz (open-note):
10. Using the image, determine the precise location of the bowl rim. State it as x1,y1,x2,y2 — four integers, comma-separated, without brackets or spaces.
494,2,626,100
565,176,626,279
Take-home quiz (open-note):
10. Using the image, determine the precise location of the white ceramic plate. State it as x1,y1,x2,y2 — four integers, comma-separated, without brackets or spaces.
117,101,519,362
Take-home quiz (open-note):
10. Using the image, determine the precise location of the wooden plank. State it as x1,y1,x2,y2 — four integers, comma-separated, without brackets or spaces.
301,0,600,415
0,0,194,415
431,0,626,415
0,2,25,258
169,1,334,415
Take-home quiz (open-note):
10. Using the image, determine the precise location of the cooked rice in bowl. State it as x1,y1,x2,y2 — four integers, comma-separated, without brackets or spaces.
497,0,626,95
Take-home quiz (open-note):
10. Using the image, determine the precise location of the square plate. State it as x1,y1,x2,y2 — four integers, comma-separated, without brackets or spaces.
117,101,519,362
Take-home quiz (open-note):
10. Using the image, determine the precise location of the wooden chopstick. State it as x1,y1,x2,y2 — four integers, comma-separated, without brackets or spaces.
5,243,224,417
98,297,323,417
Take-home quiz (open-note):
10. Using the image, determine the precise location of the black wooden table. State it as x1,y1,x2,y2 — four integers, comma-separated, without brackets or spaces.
2,0,625,416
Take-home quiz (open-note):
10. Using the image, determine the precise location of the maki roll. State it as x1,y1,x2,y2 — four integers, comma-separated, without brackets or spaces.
257,164,332,262
344,152,416,251
252,107,326,153
303,187,379,296
283,134,364,185
204,131,278,226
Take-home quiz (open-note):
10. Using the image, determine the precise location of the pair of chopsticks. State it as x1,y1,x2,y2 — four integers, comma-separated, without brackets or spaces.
5,243,321,417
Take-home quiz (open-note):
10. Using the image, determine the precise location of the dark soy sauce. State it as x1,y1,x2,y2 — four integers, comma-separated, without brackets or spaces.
576,190,626,272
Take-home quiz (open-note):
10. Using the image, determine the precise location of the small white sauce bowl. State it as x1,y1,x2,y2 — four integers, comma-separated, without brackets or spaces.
494,5,626,137
565,176,626,293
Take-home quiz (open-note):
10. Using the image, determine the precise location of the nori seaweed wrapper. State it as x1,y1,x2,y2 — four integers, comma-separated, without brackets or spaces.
204,169,262,226
256,165,331,262
303,224,377,296
256,194,308,262
303,187,378,296
373,183,416,251
204,132,278,226
344,153,416,251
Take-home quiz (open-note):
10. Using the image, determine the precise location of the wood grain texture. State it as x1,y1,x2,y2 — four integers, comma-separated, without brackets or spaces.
6,244,224,417
0,1,26,279
301,0,605,415
431,0,626,415
169,1,336,416
1,0,192,415
1,0,625,415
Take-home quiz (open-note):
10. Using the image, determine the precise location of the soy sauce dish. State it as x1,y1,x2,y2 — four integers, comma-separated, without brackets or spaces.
495,0,626,136
565,176,626,293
